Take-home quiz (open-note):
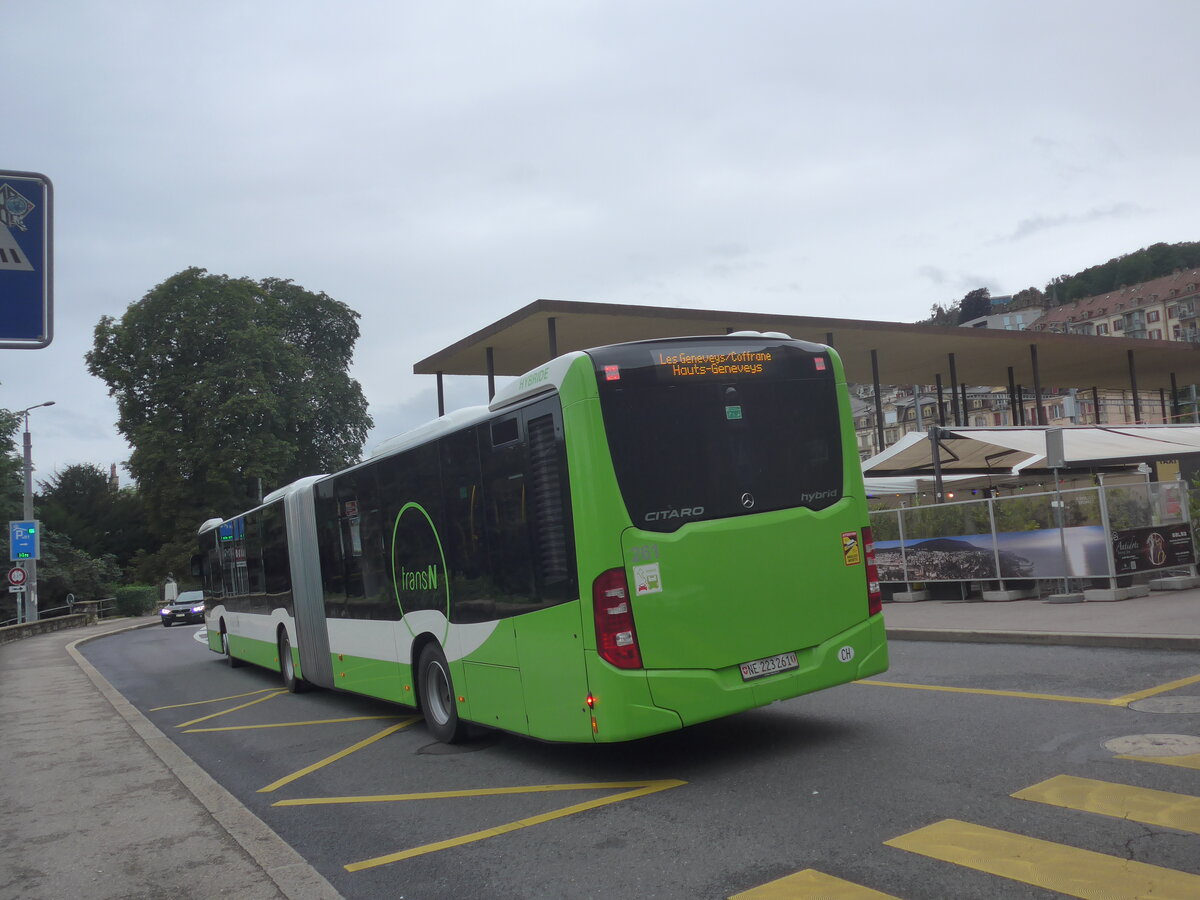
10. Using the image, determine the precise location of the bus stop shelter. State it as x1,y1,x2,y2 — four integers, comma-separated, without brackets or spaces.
414,299,1200,444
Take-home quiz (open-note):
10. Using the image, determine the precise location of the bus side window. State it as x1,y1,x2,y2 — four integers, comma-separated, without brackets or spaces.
440,428,493,624
526,410,576,602
480,419,535,607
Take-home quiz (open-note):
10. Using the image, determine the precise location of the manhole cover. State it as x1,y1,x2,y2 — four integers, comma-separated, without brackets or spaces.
1103,733,1200,757
1128,697,1200,714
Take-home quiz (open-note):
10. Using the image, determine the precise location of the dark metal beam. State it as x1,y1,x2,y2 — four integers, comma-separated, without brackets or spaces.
948,354,960,426
871,349,885,453
486,346,496,400
1030,344,1045,425
935,374,946,426
547,317,557,359
436,371,445,417
1007,367,1017,427
1128,349,1141,423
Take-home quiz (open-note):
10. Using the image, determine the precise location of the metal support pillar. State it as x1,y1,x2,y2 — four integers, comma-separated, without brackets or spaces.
960,383,969,426
547,317,557,359
1171,372,1181,423
486,346,496,401
1092,386,1102,424
1007,367,1017,426
1160,388,1168,424
1128,349,1141,423
1030,344,1045,425
935,375,946,426
948,353,960,426
1016,385,1025,425
825,331,834,346
436,371,445,417
871,349,885,453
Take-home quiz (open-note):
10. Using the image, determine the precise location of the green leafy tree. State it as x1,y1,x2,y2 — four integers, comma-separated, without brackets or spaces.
956,288,992,324
37,463,157,568
86,268,372,551
0,404,20,522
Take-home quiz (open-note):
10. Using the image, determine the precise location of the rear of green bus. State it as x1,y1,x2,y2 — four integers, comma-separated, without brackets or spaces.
568,334,887,741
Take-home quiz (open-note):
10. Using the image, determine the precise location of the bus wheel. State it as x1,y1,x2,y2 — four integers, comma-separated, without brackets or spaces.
417,643,466,743
221,628,244,668
279,632,306,693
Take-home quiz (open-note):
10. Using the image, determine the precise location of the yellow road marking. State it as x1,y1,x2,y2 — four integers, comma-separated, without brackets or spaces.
1118,752,1200,771
1014,774,1200,834
729,868,900,899
151,688,278,711
276,779,683,806
258,717,421,793
270,779,684,871
175,690,287,728
1110,672,1200,706
859,679,1115,706
885,818,1200,898
185,715,402,733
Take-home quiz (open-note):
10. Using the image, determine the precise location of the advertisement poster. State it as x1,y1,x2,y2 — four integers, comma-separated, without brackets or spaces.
1111,524,1194,574
875,525,1108,582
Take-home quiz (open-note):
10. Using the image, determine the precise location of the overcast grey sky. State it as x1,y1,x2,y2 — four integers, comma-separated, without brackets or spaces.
5,0,1198,484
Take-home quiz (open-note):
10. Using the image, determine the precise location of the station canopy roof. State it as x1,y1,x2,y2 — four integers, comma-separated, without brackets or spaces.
414,299,1200,391
862,425,1200,477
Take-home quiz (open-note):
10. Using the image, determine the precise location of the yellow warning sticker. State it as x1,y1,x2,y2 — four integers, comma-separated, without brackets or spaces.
842,531,861,566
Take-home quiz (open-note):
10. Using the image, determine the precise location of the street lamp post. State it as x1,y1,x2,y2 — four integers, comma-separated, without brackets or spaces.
19,401,54,623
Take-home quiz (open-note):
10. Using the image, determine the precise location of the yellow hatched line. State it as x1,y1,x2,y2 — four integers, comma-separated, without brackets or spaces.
1110,672,1200,706
175,690,287,728
185,715,402,733
729,868,899,899
151,688,278,711
1014,774,1200,834
275,779,682,806
885,818,1200,898
1118,752,1200,771
258,717,421,793
272,779,685,871
859,679,1115,706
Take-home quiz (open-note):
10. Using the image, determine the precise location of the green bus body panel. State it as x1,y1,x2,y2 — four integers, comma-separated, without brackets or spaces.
463,662,527,734
621,501,870,671
583,651,684,742
513,600,592,741
645,614,886,728
226,633,280,671
329,653,411,704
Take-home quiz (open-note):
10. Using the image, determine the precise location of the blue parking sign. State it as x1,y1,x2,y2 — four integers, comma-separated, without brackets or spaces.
0,170,53,349
9,520,40,561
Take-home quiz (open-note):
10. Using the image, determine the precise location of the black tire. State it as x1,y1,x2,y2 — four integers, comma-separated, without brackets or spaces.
417,642,467,743
221,628,244,668
279,631,306,693
162,619,171,628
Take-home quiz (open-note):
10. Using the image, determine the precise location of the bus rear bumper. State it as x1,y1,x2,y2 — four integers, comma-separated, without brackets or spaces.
645,614,888,728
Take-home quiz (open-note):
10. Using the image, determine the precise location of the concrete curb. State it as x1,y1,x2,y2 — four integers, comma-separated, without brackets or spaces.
68,621,346,900
887,627,1200,650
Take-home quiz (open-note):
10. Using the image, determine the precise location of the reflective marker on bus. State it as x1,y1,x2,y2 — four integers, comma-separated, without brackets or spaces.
193,332,888,743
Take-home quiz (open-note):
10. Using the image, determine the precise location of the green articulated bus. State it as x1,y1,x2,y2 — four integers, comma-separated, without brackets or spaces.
195,332,888,743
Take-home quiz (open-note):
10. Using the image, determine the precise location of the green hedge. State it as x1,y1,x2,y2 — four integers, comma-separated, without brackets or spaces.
113,585,159,618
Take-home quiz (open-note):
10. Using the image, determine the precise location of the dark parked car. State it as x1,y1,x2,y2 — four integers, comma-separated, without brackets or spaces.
159,590,205,627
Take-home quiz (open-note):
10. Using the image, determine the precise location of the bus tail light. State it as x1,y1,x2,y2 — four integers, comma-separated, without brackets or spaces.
593,568,643,669
863,526,882,617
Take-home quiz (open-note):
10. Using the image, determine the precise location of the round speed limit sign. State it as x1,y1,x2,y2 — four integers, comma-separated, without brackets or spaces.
8,567,27,587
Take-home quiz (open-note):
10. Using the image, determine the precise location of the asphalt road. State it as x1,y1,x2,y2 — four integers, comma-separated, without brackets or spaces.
82,625,1200,899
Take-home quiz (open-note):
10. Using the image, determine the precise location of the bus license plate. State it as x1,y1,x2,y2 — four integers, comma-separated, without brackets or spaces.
740,651,799,682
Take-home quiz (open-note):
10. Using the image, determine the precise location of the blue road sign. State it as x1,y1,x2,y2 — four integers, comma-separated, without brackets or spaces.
0,170,53,349
9,520,40,561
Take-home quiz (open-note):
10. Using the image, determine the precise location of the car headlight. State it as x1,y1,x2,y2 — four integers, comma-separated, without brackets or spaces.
191,604,205,613
159,608,169,615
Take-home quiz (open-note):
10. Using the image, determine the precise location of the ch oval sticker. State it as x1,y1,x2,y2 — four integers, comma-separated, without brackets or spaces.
838,645,855,663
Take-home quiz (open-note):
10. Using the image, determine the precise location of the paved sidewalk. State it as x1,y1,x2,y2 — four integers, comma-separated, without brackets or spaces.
884,585,1200,648
0,618,343,900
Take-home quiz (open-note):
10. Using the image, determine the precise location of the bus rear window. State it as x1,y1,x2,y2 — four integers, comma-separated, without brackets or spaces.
590,338,843,532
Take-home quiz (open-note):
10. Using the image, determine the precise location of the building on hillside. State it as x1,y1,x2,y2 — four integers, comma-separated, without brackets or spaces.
959,308,1041,330
1029,268,1200,342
